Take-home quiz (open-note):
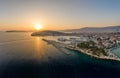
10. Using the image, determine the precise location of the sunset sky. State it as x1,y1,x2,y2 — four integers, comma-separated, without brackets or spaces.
0,0,120,31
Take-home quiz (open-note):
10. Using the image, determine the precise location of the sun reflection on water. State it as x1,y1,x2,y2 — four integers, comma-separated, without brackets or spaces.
34,37,49,62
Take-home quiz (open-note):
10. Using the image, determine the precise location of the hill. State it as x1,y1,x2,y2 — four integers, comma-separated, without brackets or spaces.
31,30,68,36
64,26,120,33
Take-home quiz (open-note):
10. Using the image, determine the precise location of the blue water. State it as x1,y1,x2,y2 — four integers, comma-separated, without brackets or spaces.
112,48,120,58
0,32,120,78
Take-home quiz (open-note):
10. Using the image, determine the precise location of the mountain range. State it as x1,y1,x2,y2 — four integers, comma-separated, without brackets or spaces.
63,26,120,33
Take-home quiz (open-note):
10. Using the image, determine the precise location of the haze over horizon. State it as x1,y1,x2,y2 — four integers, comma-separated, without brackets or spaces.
0,0,120,31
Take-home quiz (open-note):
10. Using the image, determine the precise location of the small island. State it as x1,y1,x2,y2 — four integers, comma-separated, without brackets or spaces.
6,30,32,32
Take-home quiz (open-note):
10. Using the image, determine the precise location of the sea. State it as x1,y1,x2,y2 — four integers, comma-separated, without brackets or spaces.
0,32,120,78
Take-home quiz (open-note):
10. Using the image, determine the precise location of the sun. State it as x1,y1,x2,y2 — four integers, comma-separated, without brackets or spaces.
34,24,42,30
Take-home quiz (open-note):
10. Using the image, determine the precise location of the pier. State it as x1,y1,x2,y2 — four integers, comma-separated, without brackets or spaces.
42,39,70,55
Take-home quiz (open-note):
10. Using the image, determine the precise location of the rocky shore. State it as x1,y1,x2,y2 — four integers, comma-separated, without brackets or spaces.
66,47,120,61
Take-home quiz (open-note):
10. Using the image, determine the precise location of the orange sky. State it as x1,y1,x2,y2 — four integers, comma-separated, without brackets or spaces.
0,0,120,31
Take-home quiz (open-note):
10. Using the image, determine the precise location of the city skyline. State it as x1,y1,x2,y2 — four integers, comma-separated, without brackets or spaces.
0,0,120,30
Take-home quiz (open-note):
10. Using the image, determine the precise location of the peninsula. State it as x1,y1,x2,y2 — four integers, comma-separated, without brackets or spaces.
31,30,69,36
31,30,120,61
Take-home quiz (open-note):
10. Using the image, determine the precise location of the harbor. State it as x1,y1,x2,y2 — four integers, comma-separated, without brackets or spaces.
42,39,120,62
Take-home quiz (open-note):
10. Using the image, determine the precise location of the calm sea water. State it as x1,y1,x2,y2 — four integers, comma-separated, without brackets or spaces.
0,32,120,78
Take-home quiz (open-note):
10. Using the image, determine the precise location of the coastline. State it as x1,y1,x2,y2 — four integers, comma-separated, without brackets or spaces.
66,47,120,62
43,39,120,62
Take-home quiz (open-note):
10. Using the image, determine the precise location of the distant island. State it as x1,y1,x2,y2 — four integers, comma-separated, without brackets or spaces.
6,30,33,32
